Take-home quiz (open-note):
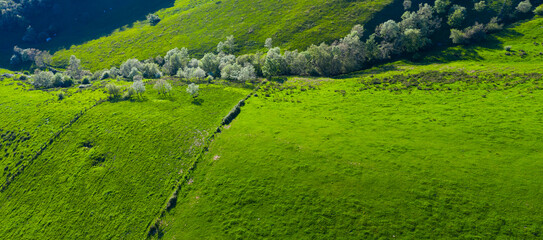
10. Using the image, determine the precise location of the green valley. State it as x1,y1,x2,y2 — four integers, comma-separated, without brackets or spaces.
1,0,543,239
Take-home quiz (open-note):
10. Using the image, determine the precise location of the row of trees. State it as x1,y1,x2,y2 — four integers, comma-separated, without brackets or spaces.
125,0,519,79
27,0,542,89
10,46,51,68
105,79,199,101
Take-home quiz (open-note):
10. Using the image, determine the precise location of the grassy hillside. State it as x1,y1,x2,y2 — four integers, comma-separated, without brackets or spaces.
1,5,542,240
0,80,250,239
155,18,543,239
51,0,395,71
0,77,106,187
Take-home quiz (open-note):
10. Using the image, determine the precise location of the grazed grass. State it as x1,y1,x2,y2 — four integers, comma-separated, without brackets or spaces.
0,82,249,239
0,77,107,186
159,74,543,239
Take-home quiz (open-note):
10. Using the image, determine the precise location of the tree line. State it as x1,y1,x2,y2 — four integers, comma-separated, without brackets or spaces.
19,0,543,90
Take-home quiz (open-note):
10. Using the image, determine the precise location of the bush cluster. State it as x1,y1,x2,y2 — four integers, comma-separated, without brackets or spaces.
31,70,73,89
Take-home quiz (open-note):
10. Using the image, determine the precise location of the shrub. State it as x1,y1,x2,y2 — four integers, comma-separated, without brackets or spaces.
434,0,450,14
100,71,111,80
57,92,65,101
217,35,235,53
186,83,199,98
504,46,512,51
67,55,83,79
450,29,467,44
221,63,242,80
62,76,74,88
485,17,503,33
132,80,146,98
147,14,161,26
265,38,273,49
163,48,189,76
32,70,54,88
474,1,486,12
128,67,142,80
534,4,543,15
82,77,91,85
109,67,121,78
154,79,172,96
123,87,136,100
238,64,257,82
106,83,122,99
448,5,466,28
120,58,143,78
91,70,102,80
199,53,220,77
378,20,401,41
516,0,532,13
262,47,288,77
52,73,64,87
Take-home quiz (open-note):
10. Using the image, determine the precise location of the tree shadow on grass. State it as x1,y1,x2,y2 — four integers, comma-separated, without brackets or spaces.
191,98,204,105
336,65,401,79
418,28,524,64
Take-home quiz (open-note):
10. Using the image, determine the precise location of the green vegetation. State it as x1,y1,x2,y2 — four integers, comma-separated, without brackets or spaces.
0,76,106,187
1,1,543,239
0,79,250,238
158,72,543,239
153,16,543,239
51,0,394,71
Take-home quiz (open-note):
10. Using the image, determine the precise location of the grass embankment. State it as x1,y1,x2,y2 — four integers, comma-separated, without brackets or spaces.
0,81,250,239
0,76,107,187
393,16,543,74
51,0,394,71
159,72,543,239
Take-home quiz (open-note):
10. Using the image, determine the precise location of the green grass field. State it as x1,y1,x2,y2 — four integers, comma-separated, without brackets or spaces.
1,8,543,240
158,72,543,239
50,0,394,71
153,17,543,239
0,77,107,187
0,80,250,239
